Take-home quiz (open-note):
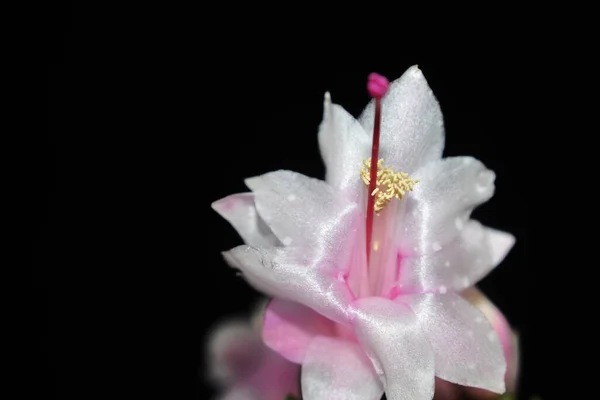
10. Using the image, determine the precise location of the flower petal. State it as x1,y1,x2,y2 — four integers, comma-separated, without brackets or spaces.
245,170,360,274
318,92,371,200
433,377,463,400
209,320,300,400
216,387,259,400
462,288,520,392
262,298,335,364
223,246,355,324
507,331,520,393
212,193,279,247
206,319,264,385
247,348,301,400
301,336,383,400
399,220,515,293
400,157,496,253
349,297,435,400
398,293,506,394
359,65,444,174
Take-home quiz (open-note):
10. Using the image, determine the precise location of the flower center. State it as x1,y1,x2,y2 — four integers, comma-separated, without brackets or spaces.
364,73,388,264
362,73,418,296
360,158,419,216
360,158,417,295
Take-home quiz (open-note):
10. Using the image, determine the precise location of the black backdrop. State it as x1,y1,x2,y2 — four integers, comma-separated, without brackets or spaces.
37,4,557,399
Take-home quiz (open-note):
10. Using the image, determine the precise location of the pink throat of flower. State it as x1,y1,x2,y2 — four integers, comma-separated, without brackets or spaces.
365,73,390,265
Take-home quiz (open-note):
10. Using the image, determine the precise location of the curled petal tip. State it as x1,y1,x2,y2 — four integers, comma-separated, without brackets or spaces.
367,72,390,99
210,198,226,212
489,230,516,266
409,64,422,75
221,249,237,265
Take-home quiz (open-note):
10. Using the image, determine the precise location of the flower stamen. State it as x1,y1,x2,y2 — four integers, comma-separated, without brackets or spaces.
360,158,419,215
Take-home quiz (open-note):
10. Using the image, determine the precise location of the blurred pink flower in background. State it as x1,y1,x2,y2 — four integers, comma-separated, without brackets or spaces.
206,303,299,400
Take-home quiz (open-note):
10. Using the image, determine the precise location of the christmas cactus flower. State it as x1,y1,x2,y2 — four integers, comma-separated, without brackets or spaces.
212,66,515,400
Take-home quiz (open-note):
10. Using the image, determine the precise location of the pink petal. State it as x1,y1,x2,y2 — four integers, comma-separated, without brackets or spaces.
208,314,300,400
359,65,445,174
217,387,259,400
301,335,383,400
433,377,464,400
217,350,300,400
349,297,435,400
262,298,335,363
245,348,300,400
211,193,279,247
398,293,506,394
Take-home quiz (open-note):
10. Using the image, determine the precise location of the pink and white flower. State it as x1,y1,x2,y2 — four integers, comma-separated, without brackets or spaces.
212,66,515,400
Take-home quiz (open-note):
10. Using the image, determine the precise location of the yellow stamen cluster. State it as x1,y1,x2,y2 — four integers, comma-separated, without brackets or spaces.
360,158,419,215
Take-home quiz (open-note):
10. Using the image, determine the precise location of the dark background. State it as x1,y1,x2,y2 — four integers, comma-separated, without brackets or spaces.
36,3,566,400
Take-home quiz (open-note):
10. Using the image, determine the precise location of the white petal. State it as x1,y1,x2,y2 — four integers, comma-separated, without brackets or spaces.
488,228,515,267
400,157,496,253
318,92,371,200
461,288,520,393
349,297,435,400
245,170,359,274
359,65,444,174
223,246,355,324
302,336,383,400
399,220,515,292
212,193,279,247
398,293,506,394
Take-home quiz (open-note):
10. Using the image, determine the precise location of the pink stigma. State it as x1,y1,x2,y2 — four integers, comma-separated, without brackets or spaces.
367,73,390,99
365,72,389,264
